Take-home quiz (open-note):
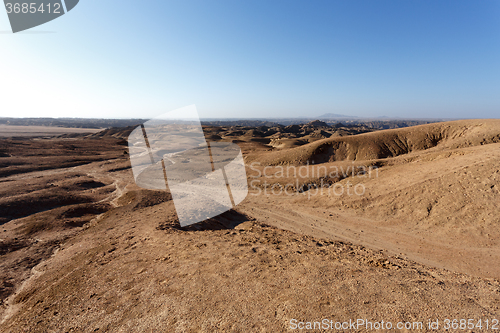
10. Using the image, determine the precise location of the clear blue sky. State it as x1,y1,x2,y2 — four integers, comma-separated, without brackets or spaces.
1,0,499,119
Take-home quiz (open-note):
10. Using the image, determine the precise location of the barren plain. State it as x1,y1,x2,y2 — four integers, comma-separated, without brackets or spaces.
0,125,102,137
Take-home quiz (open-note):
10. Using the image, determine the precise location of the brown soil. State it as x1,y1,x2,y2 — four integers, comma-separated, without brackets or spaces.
1,120,500,332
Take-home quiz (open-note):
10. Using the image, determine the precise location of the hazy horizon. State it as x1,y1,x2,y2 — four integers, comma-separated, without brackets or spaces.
0,114,471,121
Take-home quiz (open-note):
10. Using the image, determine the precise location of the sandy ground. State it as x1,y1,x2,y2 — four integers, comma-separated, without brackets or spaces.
0,125,102,137
1,120,500,332
239,141,500,280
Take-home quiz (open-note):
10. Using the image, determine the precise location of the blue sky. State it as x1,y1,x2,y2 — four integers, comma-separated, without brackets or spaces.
1,0,499,119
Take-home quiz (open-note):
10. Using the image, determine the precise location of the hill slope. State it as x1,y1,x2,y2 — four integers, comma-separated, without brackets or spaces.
250,119,500,165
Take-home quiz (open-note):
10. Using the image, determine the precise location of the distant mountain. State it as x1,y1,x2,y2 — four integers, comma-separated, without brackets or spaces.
317,113,358,119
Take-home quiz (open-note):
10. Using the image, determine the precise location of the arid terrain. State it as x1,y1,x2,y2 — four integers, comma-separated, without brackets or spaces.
1,119,500,332
0,125,102,137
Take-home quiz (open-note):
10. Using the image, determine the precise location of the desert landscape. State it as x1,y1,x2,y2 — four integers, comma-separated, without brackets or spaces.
1,119,500,332
0,125,102,138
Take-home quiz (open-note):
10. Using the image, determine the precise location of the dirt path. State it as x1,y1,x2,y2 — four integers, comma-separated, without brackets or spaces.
238,192,500,280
